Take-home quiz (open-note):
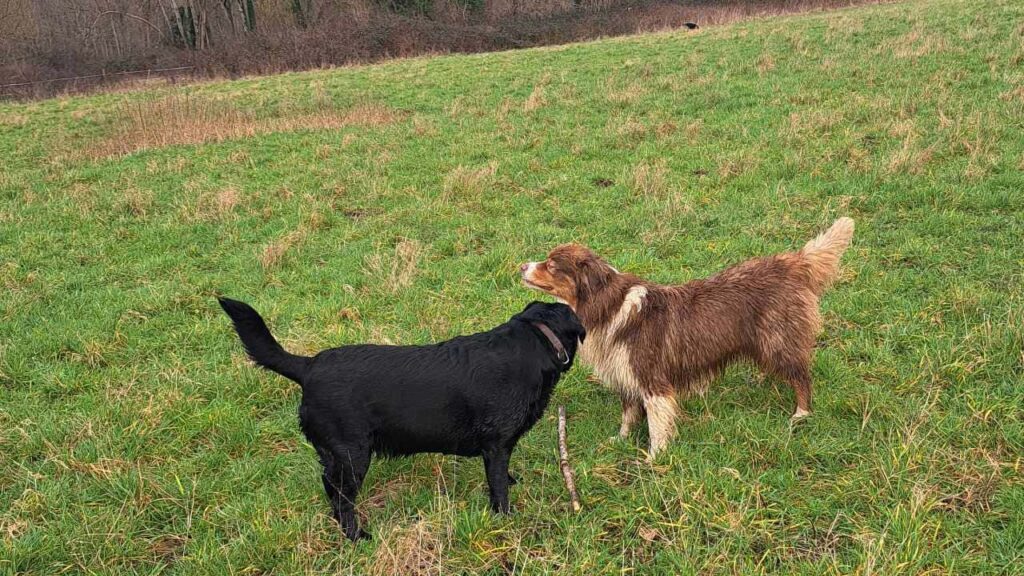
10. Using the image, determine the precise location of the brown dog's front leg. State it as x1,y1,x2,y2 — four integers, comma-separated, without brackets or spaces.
619,394,645,438
643,394,678,460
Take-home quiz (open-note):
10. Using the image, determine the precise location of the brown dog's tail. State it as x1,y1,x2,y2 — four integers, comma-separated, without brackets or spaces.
799,217,854,294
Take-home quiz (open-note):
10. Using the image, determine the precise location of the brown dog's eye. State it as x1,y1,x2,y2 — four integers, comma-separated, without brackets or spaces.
546,261,558,274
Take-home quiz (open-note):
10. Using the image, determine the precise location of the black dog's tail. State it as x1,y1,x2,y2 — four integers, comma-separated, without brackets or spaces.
218,297,310,385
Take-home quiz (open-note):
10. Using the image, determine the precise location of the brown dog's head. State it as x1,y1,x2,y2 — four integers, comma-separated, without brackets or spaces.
520,244,617,309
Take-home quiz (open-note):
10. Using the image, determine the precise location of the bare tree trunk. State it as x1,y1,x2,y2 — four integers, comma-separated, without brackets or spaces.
242,0,254,31
221,0,236,33
110,18,121,57
168,0,190,48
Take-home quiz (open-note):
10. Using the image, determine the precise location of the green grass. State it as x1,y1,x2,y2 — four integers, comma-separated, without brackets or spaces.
2,0,1023,573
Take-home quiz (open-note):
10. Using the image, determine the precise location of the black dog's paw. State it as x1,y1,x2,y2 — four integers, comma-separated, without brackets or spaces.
490,503,513,515
507,472,518,486
343,527,372,542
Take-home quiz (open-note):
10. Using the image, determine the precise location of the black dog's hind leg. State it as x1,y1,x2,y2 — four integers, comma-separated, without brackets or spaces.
339,444,372,541
317,447,343,521
321,444,372,541
483,446,512,513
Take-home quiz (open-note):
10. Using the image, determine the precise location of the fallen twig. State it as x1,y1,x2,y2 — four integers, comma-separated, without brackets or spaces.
557,405,582,513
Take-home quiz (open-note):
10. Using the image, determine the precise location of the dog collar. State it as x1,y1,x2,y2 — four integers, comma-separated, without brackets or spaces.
532,322,570,365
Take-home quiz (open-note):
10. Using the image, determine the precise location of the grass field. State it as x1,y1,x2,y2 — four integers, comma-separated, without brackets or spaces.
2,0,1023,573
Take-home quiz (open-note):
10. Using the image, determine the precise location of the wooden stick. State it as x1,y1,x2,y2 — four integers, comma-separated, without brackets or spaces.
557,405,582,513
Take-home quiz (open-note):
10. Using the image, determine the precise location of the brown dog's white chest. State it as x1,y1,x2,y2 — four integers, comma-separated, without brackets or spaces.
579,286,648,400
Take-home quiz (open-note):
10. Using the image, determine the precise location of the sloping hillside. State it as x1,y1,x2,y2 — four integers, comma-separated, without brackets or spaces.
1,0,1022,573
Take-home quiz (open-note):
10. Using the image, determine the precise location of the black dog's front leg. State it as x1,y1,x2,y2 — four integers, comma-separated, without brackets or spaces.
482,447,511,513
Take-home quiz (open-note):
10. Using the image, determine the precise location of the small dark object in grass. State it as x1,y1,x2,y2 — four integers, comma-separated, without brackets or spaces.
592,178,615,188
684,22,700,30
343,208,369,220
218,297,585,542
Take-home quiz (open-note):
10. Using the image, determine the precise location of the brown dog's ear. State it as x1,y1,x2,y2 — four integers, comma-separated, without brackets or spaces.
575,256,612,302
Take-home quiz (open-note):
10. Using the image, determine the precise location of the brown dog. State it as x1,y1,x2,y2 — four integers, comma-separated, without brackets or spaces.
519,218,854,458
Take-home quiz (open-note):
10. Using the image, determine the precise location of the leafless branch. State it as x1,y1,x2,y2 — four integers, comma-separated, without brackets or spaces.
88,10,165,37
557,405,582,513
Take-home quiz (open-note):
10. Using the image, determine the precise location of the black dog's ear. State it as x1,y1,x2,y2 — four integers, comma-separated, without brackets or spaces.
515,301,545,323
566,310,586,343
550,304,585,343
524,301,545,311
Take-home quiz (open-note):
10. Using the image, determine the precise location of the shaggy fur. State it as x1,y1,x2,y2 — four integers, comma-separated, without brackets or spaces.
218,298,585,541
520,218,854,458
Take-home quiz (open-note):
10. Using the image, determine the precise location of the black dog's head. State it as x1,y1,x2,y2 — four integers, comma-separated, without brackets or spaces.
514,301,586,370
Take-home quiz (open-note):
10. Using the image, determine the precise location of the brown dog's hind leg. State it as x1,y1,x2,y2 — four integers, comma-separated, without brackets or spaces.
763,357,813,421
784,363,813,420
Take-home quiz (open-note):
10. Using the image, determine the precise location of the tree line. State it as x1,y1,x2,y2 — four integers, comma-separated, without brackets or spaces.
0,1,867,98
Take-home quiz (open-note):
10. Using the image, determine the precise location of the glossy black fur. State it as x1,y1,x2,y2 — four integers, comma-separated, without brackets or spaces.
217,298,584,541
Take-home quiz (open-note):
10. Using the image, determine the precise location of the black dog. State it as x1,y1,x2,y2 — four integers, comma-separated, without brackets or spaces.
218,298,584,541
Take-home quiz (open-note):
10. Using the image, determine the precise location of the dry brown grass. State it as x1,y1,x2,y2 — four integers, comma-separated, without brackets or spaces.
684,119,704,143
90,95,401,158
887,132,935,175
524,85,546,112
412,115,438,137
60,336,121,368
999,85,1024,102
370,519,445,576
391,240,424,291
629,161,669,197
65,182,97,213
718,150,761,179
938,109,999,179
365,239,425,294
613,115,648,141
178,186,244,223
654,120,677,139
607,81,647,105
117,187,154,217
631,160,693,245
0,112,28,127
0,516,28,540
786,108,846,139
524,75,551,113
824,12,865,42
846,145,871,172
757,52,777,75
883,27,951,59
214,187,240,215
440,163,497,204
260,230,305,270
